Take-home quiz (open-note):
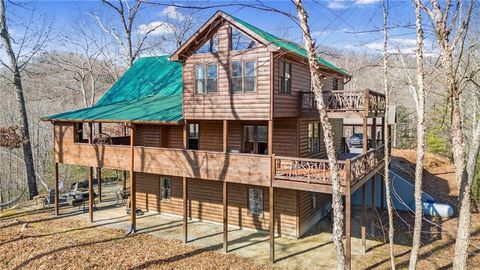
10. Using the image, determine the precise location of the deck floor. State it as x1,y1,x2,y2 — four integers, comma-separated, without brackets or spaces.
67,201,378,269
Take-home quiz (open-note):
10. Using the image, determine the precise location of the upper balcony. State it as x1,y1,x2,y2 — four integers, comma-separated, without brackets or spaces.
300,89,386,118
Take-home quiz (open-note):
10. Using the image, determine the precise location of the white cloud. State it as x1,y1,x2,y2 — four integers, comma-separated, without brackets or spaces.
362,38,437,55
354,0,381,4
161,6,185,21
328,0,348,9
137,21,175,36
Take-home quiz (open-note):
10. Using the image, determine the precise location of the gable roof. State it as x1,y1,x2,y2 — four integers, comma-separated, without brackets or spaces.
170,11,350,77
43,56,183,124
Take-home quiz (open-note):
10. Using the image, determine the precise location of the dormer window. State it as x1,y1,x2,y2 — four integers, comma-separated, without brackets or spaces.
230,26,256,51
196,33,219,54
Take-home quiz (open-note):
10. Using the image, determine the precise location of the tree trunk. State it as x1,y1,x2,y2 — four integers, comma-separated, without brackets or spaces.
294,1,346,269
381,0,395,268
0,0,38,199
409,0,427,268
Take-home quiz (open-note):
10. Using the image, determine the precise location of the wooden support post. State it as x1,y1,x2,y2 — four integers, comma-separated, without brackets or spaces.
346,162,352,270
268,120,273,155
371,117,377,148
97,168,102,203
88,122,94,223
183,177,188,244
361,184,366,253
371,176,376,236
183,120,188,149
362,117,368,153
381,116,386,145
380,174,385,210
128,124,136,233
223,119,228,253
54,162,59,216
269,185,275,263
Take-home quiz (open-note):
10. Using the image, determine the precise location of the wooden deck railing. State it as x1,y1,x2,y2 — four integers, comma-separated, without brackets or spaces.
300,89,386,115
274,144,385,188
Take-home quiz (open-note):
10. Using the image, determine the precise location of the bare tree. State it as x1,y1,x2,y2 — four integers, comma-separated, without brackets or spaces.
381,0,396,268
408,0,427,268
294,0,346,269
421,1,475,268
0,0,49,199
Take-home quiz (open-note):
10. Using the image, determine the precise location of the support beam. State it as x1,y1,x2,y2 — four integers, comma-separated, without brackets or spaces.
362,117,368,152
268,120,273,155
88,122,94,223
223,119,228,253
269,186,275,263
54,162,59,216
128,124,136,233
346,192,352,270
183,120,188,149
371,177,376,236
183,177,188,244
361,184,366,253
97,168,102,203
371,117,377,148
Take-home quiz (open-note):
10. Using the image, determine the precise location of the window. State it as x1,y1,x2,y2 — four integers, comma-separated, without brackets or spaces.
160,178,171,200
188,123,199,150
231,61,256,93
333,78,339,90
196,33,219,54
231,27,256,51
279,61,292,94
311,192,317,210
74,122,88,143
196,64,217,94
308,122,320,153
243,125,268,155
248,188,263,215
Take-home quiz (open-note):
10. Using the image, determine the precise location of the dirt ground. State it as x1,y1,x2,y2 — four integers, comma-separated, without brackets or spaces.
0,208,272,270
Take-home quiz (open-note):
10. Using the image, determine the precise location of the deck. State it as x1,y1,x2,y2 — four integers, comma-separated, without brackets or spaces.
301,89,386,118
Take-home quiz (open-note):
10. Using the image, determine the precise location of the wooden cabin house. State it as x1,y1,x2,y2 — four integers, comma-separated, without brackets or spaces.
44,11,387,269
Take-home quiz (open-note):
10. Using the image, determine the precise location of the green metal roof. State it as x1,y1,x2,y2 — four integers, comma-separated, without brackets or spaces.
44,56,183,123
226,13,351,77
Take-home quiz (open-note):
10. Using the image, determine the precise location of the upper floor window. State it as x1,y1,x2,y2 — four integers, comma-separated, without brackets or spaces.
195,64,217,94
196,33,218,54
308,122,320,153
231,60,256,93
333,78,339,90
279,61,292,94
188,123,199,150
231,26,256,51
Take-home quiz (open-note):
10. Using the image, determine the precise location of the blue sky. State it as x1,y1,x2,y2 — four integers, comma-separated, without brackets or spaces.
7,0,435,56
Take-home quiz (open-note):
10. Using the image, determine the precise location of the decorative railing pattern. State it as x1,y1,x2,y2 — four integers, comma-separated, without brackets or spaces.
274,145,385,188
300,89,386,115
275,156,347,184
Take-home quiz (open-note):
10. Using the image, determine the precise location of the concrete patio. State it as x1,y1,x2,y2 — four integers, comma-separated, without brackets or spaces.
68,200,379,269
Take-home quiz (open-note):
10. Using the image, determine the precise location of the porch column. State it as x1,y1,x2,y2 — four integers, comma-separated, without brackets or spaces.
88,122,94,223
346,192,352,270
371,117,377,148
361,184,366,253
97,123,102,202
371,176,376,236
268,120,273,155
362,117,368,152
269,185,275,263
54,162,59,216
128,124,136,233
223,120,228,253
183,121,188,243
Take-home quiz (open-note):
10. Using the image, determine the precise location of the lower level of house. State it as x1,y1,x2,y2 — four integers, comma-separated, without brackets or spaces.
135,172,332,238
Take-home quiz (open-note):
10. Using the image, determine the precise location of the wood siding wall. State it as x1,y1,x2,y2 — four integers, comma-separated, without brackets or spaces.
183,22,272,120
135,173,298,237
299,118,344,159
273,118,298,156
272,56,345,118
298,192,332,236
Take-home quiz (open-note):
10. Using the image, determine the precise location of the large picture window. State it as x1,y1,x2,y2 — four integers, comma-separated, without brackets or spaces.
195,64,217,94
308,122,320,153
248,188,263,215
279,61,292,94
196,33,219,54
160,178,171,200
230,27,256,51
231,61,256,93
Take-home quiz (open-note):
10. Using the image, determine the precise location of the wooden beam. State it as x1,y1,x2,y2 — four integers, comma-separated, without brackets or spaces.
183,176,188,244
371,117,377,148
223,120,228,153
223,181,228,253
269,185,275,263
97,168,102,203
88,122,94,223
362,117,368,153
361,184,366,253
346,162,352,270
268,120,273,155
129,124,136,233
54,162,59,216
183,120,188,149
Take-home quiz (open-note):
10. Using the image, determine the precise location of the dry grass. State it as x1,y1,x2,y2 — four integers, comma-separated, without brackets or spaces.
0,208,272,270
